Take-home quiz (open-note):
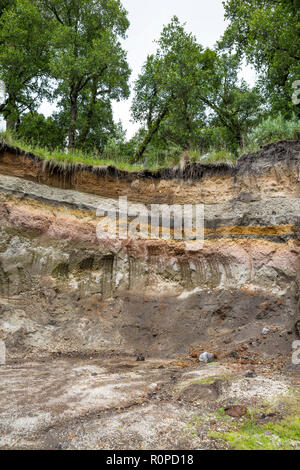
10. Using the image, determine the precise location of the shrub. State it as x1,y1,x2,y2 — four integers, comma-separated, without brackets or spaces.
142,144,182,168
200,149,236,164
247,114,300,150
17,112,66,150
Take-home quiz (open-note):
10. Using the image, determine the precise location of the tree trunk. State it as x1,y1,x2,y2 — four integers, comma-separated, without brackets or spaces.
132,105,168,163
230,123,242,156
68,90,78,150
78,80,97,147
6,118,16,131
3,93,18,131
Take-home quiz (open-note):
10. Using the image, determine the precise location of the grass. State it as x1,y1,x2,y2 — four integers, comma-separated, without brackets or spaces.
191,376,228,385
211,415,300,450
211,396,300,450
0,130,238,171
0,131,148,172
198,149,236,165
246,113,300,153
1,113,299,172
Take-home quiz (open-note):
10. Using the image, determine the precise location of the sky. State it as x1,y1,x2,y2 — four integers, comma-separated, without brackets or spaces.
40,0,257,139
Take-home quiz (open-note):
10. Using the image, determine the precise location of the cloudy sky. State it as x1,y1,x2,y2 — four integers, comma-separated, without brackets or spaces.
40,0,256,139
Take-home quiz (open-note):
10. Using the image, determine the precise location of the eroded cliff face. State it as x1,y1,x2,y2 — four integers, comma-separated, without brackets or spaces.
0,141,299,360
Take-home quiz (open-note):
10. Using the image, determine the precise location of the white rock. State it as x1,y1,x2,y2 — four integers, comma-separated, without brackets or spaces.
178,287,201,300
115,271,124,287
0,340,6,365
262,328,270,335
199,352,215,364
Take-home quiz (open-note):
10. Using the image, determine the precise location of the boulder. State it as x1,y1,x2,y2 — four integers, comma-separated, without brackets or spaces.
199,352,216,363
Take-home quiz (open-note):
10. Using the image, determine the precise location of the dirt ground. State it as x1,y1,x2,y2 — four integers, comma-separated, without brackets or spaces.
0,355,299,450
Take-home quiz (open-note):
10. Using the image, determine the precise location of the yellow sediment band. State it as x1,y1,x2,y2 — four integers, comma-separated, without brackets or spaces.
1,196,297,241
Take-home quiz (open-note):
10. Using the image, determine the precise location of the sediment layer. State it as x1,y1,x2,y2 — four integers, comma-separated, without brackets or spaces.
0,140,299,204
0,141,299,359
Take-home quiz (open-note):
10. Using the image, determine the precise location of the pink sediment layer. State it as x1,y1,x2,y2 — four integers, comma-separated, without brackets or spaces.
0,200,299,274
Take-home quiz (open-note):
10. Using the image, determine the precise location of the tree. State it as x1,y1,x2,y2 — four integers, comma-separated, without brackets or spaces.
197,52,263,153
221,0,300,116
17,112,65,149
0,0,50,129
132,17,262,160
40,0,130,150
131,17,207,161
75,93,116,153
131,55,171,160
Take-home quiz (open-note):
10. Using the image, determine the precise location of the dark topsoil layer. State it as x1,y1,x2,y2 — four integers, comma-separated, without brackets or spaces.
0,139,299,182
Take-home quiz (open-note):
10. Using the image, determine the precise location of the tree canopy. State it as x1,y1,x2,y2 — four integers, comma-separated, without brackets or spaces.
0,1,298,163
0,0,50,128
131,17,263,160
0,0,130,150
40,0,130,149
221,0,300,116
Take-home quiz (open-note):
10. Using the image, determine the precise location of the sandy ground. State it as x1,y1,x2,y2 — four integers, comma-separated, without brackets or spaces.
0,356,299,450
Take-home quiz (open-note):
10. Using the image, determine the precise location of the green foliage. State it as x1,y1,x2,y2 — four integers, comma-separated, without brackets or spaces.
201,150,236,164
143,143,182,168
221,0,300,116
0,0,15,17
0,0,130,151
0,0,50,127
102,137,124,161
17,112,65,150
211,415,300,450
0,130,145,171
199,53,263,154
131,17,263,161
131,17,208,160
247,114,300,151
197,126,234,153
0,2,298,162
40,0,130,150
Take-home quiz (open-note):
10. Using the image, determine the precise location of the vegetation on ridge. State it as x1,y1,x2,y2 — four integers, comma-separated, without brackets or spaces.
0,1,299,166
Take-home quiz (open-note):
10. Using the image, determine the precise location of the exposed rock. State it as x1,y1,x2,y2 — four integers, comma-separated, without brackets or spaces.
176,379,228,403
295,320,300,338
136,354,145,362
245,370,256,378
0,139,299,205
0,141,298,360
0,340,5,365
199,352,216,364
224,405,248,418
189,348,202,359
227,351,239,359
0,140,299,450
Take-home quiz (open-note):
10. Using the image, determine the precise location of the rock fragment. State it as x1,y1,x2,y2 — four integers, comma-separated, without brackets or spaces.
136,353,145,362
245,370,256,378
199,352,216,363
0,340,5,365
225,405,248,418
